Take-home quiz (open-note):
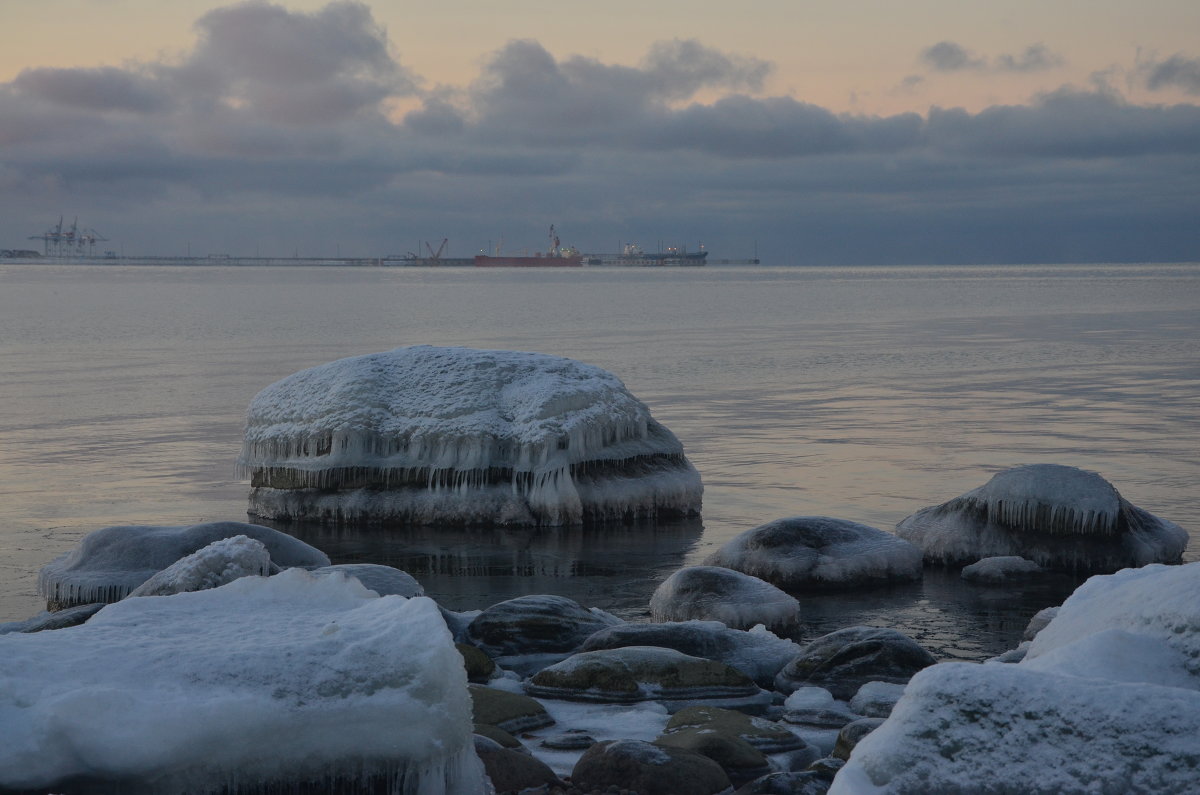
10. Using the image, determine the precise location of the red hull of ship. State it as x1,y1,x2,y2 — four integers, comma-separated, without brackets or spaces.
474,254,583,267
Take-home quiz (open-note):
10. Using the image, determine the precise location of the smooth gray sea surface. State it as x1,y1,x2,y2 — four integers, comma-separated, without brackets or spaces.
1,263,1197,658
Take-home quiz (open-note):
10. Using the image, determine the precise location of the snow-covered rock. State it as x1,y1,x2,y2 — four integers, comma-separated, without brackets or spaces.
579,619,801,688
1022,605,1061,641
782,687,861,729
649,566,802,637
704,517,922,591
0,568,483,793
775,626,936,700
896,464,1188,573
37,521,330,608
310,563,424,597
238,346,703,526
832,562,1200,794
126,535,272,597
848,681,907,719
959,555,1043,584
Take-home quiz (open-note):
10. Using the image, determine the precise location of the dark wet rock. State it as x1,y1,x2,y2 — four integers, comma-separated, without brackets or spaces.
473,723,526,751
704,516,922,591
541,730,597,750
665,705,808,753
780,687,860,729
469,684,555,733
960,555,1043,584
475,735,565,793
1023,605,1061,641
0,603,105,635
467,594,622,659
526,646,765,709
848,681,906,718
655,727,771,785
806,757,845,780
571,739,732,795
37,521,330,609
457,642,497,683
895,464,1188,573
310,563,423,597
649,565,801,637
734,770,832,795
831,717,885,761
774,626,937,700
580,619,801,688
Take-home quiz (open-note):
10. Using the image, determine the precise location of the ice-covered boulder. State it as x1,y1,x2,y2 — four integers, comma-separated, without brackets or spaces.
775,626,936,700
832,562,1200,794
782,687,861,729
127,535,272,597
0,568,483,793
310,563,424,597
896,464,1188,573
579,619,801,688
526,646,770,711
704,517,922,591
649,566,802,636
959,555,1043,584
238,346,703,526
848,681,906,718
466,594,623,675
37,521,330,609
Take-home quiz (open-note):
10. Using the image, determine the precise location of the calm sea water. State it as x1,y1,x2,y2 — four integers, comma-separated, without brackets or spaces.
1,263,1197,658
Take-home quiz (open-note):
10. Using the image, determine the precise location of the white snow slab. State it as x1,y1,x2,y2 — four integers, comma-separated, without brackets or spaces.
238,346,702,526
0,568,484,793
831,662,1200,794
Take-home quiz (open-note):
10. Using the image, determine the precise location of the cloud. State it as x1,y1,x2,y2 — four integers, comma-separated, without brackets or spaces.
921,41,1065,73
1140,53,1200,95
13,66,174,113
639,39,771,99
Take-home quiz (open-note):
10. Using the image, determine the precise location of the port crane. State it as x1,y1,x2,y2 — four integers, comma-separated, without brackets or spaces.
28,216,110,256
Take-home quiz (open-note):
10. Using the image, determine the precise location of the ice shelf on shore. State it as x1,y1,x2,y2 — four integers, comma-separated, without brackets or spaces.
896,464,1188,573
0,568,484,793
36,521,330,608
831,562,1200,794
238,346,702,526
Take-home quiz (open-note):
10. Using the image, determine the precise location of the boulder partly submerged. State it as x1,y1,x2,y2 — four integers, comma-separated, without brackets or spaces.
650,565,802,637
37,521,330,609
896,464,1188,573
0,568,484,794
238,345,702,527
705,517,922,591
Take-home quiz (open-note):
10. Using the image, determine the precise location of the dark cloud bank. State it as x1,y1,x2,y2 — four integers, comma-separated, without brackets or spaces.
2,1,1197,265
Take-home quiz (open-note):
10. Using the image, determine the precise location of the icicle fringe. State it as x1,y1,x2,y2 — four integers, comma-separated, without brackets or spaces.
945,495,1121,536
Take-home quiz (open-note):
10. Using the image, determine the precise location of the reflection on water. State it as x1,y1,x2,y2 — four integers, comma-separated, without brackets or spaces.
268,517,705,619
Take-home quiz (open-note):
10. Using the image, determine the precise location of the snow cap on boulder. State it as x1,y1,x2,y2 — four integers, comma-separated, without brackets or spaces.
238,346,702,526
649,565,801,637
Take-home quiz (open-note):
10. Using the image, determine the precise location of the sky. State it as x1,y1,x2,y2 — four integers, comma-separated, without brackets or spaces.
1,0,1198,264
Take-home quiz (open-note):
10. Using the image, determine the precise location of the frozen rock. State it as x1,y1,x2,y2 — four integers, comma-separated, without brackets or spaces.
656,726,772,785
238,345,703,527
0,568,483,793
0,603,105,635
310,563,424,597
457,643,497,683
896,464,1188,573
526,646,768,710
466,594,622,675
468,684,555,734
571,739,732,795
831,662,1200,794
580,619,802,688
848,681,906,718
704,517,922,591
650,566,802,637
37,521,329,609
735,770,833,794
782,687,860,729
475,738,564,793
1022,605,1061,641
960,554,1043,583
830,717,884,761
126,536,272,598
666,705,811,754
774,626,936,700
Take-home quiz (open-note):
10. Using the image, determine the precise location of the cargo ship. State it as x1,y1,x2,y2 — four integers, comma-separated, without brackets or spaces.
617,243,707,266
474,225,583,267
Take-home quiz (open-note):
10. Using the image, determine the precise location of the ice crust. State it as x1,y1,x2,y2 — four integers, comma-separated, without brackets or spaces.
127,535,273,597
959,555,1042,583
649,566,801,635
0,568,484,793
37,521,331,607
896,464,1188,572
832,562,1200,794
704,516,922,590
238,346,702,526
